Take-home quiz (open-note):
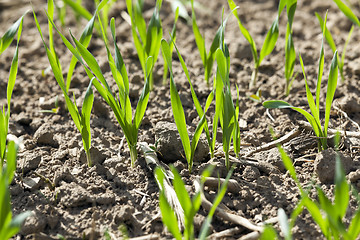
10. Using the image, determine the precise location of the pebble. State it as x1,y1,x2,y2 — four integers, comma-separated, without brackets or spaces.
33,123,59,147
23,177,42,191
21,154,41,174
155,121,209,163
20,211,46,236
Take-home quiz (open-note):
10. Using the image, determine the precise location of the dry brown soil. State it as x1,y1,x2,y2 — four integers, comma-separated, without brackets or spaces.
1,0,360,239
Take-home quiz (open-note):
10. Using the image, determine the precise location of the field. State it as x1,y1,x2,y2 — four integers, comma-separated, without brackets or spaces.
1,0,360,239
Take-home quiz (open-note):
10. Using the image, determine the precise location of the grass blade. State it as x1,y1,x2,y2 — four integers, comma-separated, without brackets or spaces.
259,17,279,66
316,12,327,112
298,54,320,124
315,12,336,52
162,39,191,165
134,57,153,130
156,168,182,240
66,14,96,91
334,153,349,220
228,0,257,64
333,0,360,28
191,0,206,67
63,0,92,20
324,51,338,137
199,167,234,239
0,12,26,54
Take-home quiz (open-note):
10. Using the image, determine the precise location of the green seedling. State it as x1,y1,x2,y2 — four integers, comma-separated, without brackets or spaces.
228,0,279,88
175,9,236,159
190,0,231,85
164,37,216,159
162,7,179,84
262,128,360,239
161,39,208,172
284,0,297,96
214,14,240,170
263,13,339,151
0,141,32,239
316,12,354,82
0,13,25,162
126,0,163,89
33,1,104,167
49,11,154,167
156,165,233,240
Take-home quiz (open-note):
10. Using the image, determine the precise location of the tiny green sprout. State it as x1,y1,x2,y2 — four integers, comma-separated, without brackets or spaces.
228,0,279,89
39,95,60,114
248,88,262,103
126,0,163,90
156,165,233,240
0,12,25,162
161,39,207,172
316,12,354,82
263,12,339,151
34,3,102,167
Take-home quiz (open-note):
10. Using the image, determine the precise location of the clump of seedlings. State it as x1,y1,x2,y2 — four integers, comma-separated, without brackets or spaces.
263,13,339,151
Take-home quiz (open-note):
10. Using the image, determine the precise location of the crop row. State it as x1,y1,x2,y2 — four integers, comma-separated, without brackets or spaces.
1,0,360,239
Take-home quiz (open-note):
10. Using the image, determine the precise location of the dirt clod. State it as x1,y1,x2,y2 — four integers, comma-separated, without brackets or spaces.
314,148,353,183
155,121,209,163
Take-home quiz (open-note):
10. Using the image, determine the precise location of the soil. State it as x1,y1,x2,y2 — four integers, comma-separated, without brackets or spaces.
1,0,360,239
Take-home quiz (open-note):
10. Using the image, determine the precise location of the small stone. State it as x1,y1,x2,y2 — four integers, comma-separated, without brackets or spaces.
22,154,41,173
235,42,253,60
103,157,120,168
54,167,77,186
348,58,360,77
314,148,353,184
23,177,42,191
348,169,360,183
14,112,32,125
83,228,101,240
155,121,209,163
338,93,360,114
20,211,46,236
8,121,26,136
33,124,59,147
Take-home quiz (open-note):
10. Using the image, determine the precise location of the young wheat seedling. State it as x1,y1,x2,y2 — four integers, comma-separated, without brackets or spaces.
264,13,338,151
